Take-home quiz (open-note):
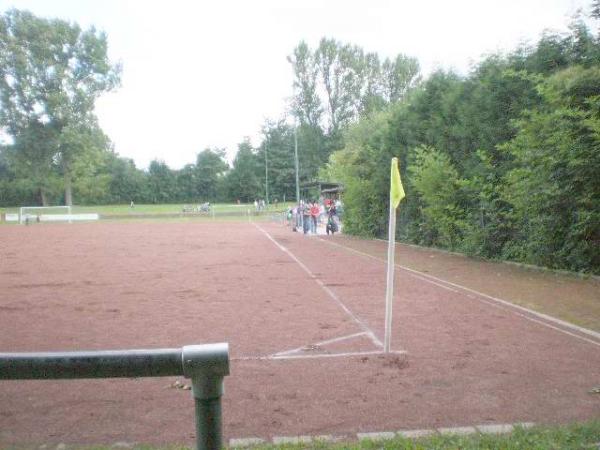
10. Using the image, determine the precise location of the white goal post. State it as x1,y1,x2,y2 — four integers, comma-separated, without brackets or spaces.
19,206,72,224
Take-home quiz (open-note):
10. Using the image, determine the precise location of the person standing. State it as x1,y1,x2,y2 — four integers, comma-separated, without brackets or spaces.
310,201,319,234
302,201,311,234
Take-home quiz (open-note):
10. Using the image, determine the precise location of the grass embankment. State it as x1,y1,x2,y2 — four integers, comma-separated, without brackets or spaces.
7,421,599,450
0,203,294,223
0,203,292,215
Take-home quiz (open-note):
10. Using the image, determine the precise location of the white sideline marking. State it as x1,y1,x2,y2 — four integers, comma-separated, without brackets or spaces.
319,238,600,348
270,350,406,360
233,349,405,362
272,332,369,357
396,264,600,345
254,224,383,348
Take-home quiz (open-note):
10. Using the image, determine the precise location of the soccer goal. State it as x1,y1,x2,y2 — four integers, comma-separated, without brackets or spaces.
19,206,72,224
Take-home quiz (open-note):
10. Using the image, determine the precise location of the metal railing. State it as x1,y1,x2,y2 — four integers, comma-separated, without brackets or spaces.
0,343,229,450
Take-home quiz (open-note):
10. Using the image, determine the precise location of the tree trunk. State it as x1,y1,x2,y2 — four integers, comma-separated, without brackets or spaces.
64,171,73,206
39,188,48,206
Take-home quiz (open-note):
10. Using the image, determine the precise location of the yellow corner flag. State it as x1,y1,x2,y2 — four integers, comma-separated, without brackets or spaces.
390,157,405,209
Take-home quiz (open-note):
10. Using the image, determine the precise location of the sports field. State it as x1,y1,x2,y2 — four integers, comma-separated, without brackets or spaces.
0,220,598,447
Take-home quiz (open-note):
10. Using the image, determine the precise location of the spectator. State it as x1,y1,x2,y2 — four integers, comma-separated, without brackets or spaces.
310,201,319,234
302,201,311,234
328,202,337,217
318,202,325,224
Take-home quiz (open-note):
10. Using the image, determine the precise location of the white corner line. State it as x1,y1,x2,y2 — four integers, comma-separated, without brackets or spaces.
271,332,369,357
254,223,383,349
270,350,406,360
233,349,407,362
319,238,600,347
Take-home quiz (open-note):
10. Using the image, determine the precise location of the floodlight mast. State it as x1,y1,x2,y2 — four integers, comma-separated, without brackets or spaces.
265,144,269,206
294,123,302,231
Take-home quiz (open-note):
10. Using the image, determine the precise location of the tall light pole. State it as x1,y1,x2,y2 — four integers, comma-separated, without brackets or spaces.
294,123,302,231
264,144,269,206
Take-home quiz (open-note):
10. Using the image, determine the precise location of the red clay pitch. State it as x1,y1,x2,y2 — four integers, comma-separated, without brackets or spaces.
0,221,598,446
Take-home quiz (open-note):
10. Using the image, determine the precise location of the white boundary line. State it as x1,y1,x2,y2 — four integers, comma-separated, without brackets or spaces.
319,238,600,348
253,224,383,349
272,332,370,357
271,350,405,360
233,350,406,362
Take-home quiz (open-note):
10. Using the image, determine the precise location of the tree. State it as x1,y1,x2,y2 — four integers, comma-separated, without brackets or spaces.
0,9,120,205
314,38,365,134
195,148,228,202
257,120,297,202
323,108,397,237
147,160,176,204
106,153,148,204
288,38,421,170
381,54,421,103
7,121,61,205
176,164,199,202
501,66,600,272
225,139,262,203
288,41,322,129
593,0,600,20
408,146,466,249
0,144,40,206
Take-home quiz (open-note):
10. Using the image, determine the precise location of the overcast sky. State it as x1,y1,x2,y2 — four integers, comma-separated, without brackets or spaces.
0,0,593,169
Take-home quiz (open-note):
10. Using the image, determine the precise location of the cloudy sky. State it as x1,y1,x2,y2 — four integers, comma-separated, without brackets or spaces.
0,0,593,169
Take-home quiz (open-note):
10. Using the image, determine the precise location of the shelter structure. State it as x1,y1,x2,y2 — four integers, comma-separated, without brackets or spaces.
300,181,343,203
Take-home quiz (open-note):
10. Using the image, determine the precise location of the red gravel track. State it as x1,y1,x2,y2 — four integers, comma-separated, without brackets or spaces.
0,221,598,446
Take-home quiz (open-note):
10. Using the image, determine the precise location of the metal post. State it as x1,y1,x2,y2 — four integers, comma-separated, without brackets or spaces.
265,144,269,207
182,344,228,450
384,197,397,353
0,343,229,450
195,394,222,450
294,124,303,232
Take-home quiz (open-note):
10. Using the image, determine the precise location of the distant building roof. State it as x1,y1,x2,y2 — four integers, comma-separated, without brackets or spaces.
300,181,343,191
299,181,343,199
321,186,344,194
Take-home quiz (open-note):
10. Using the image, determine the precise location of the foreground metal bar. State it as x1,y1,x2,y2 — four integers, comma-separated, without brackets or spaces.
0,343,229,450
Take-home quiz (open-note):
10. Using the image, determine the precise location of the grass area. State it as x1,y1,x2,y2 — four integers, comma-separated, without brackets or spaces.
0,203,293,215
4,421,599,450
0,203,293,225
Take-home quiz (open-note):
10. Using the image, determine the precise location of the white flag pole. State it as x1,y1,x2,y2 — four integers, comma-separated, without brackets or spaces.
384,196,397,353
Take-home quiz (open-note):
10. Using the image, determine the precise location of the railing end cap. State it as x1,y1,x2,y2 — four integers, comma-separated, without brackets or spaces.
182,343,229,379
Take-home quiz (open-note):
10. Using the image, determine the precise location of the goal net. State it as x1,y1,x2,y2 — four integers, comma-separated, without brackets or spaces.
19,206,72,224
